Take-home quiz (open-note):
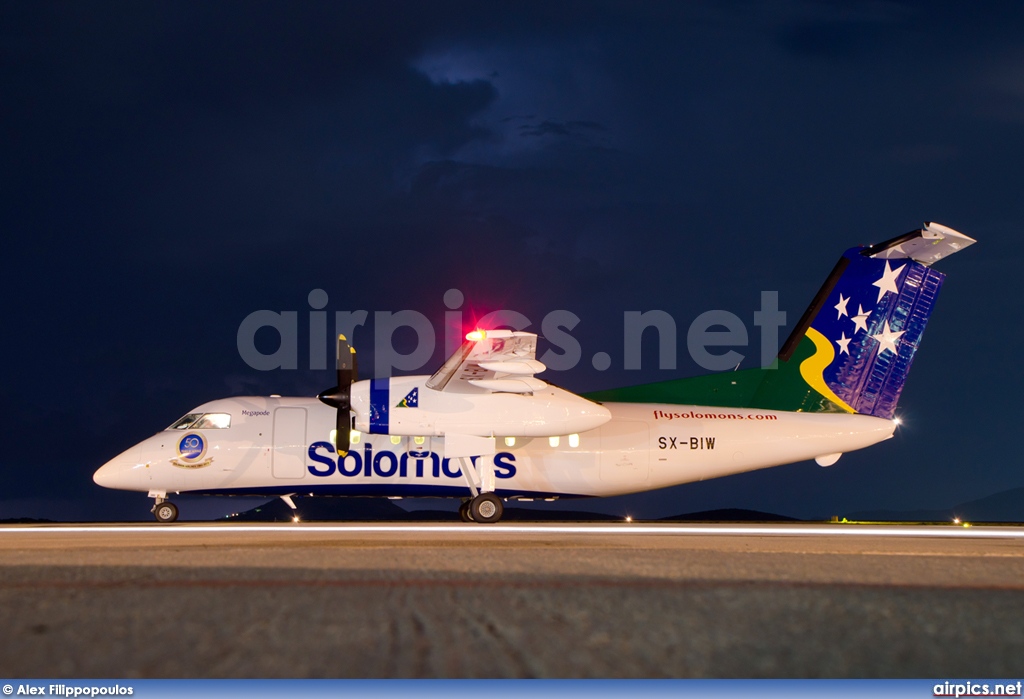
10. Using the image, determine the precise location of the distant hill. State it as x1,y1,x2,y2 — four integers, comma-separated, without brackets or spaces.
659,508,800,522
847,486,1024,523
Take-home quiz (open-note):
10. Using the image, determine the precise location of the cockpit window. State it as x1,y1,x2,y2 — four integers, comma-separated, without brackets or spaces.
168,412,232,430
169,413,202,430
192,413,231,429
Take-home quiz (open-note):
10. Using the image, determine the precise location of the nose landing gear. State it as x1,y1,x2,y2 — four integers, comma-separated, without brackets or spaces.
153,501,179,523
150,491,178,523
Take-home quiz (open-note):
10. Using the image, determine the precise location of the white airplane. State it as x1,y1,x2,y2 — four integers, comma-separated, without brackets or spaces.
94,222,975,523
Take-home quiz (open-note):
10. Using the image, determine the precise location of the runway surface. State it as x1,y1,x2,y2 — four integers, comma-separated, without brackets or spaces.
1,522,1023,678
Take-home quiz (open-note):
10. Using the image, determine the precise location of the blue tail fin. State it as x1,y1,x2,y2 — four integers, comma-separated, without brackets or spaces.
584,222,974,417
774,221,975,418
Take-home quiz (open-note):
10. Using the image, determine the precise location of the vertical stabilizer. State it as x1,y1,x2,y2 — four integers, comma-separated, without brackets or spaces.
756,222,974,418
583,223,974,416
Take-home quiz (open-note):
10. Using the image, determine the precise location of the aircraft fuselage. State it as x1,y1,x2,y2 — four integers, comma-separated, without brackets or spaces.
94,392,895,501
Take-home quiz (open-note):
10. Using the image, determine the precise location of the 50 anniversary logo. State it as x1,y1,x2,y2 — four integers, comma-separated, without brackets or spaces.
170,433,214,469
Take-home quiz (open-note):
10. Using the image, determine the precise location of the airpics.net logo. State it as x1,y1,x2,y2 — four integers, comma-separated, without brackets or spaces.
236,288,787,377
934,681,1023,697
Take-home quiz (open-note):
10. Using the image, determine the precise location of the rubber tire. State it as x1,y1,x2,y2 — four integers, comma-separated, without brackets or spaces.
459,500,474,522
469,493,503,524
154,502,179,523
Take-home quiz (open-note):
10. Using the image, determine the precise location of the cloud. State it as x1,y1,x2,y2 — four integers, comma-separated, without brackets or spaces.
519,119,605,137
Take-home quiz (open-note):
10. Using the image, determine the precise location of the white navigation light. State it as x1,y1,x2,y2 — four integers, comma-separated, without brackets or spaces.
466,329,487,341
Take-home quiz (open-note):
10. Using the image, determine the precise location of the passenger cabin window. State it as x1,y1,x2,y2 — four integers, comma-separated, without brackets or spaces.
168,412,232,430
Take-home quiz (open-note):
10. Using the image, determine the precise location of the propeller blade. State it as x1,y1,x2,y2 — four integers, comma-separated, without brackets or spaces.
335,408,350,456
335,334,354,393
317,334,356,455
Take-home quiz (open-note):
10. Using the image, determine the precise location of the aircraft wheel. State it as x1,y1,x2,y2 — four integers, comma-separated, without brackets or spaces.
459,500,474,522
469,493,503,524
153,502,179,523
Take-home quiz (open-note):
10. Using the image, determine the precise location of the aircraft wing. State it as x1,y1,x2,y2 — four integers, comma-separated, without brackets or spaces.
426,330,547,394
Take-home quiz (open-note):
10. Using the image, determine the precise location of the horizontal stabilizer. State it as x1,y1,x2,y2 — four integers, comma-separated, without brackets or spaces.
864,221,976,265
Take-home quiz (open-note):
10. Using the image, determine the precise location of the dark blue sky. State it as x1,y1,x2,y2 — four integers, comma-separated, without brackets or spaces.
1,2,1020,520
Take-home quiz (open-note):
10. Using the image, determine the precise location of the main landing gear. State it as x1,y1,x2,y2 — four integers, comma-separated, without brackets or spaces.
456,456,505,524
459,493,504,523
150,491,178,523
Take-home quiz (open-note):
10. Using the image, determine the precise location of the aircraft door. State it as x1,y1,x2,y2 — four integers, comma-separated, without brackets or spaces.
599,420,650,484
272,407,307,479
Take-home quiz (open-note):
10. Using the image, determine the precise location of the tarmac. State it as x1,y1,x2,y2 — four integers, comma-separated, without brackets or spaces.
1,522,1022,678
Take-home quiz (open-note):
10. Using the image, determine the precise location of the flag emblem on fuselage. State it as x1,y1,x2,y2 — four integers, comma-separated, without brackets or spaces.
397,387,419,408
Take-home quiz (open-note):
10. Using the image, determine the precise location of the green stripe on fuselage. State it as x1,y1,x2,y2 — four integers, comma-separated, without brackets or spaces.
583,335,848,414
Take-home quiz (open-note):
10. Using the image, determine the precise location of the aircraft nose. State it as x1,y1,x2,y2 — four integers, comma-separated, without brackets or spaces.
92,461,118,488
93,449,140,489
